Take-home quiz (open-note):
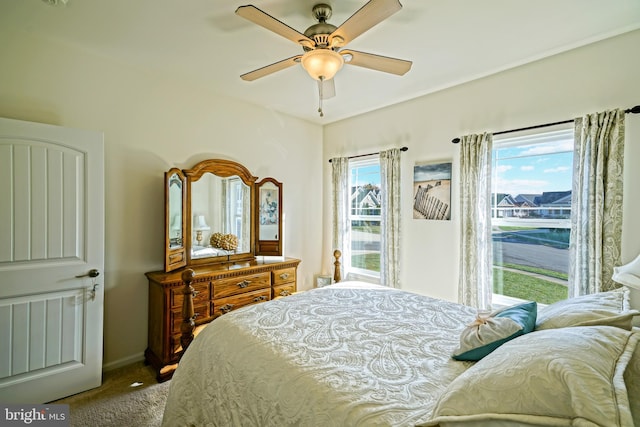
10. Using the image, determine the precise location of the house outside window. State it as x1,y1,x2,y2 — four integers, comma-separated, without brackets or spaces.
349,157,381,278
491,128,573,306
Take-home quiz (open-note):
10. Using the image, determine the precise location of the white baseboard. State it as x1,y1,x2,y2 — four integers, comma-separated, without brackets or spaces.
102,352,146,372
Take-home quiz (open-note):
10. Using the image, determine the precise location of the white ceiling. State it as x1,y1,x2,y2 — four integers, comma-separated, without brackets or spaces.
3,0,640,124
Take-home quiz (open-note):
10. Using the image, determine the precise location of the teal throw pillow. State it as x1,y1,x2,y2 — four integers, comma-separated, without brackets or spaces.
453,301,537,361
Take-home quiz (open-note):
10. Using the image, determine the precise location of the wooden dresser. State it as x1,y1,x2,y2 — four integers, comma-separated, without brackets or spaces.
145,257,300,381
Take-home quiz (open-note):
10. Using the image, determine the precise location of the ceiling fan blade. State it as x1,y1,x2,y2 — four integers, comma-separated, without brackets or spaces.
240,55,302,81
330,0,402,46
341,49,412,75
236,5,315,48
318,78,336,100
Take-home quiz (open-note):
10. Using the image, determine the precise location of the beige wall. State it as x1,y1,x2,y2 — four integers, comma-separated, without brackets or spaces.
323,29,640,303
0,30,324,368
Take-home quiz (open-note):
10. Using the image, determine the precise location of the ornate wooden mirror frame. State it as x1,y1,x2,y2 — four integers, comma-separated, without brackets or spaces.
164,159,284,272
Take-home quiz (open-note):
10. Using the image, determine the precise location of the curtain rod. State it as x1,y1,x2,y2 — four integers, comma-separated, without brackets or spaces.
328,146,408,163
451,105,640,144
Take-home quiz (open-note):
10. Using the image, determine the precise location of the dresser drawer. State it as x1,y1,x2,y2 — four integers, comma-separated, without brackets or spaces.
213,272,270,299
171,303,209,334
171,282,209,309
272,267,296,285
212,288,270,318
273,283,296,299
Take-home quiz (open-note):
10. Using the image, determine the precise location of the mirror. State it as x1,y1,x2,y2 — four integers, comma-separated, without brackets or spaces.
255,178,283,256
184,159,257,266
190,174,251,259
163,159,284,272
164,168,187,271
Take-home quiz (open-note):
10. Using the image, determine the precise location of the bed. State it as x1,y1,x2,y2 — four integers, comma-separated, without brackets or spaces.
191,245,234,259
162,281,640,427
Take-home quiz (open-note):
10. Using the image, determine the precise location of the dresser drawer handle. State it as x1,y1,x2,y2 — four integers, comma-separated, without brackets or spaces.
193,311,201,319
237,280,251,288
192,290,200,297
279,290,291,297
279,273,290,280
219,303,234,314
253,295,267,302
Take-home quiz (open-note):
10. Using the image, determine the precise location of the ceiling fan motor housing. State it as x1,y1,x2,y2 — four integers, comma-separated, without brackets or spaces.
303,4,338,50
312,3,332,22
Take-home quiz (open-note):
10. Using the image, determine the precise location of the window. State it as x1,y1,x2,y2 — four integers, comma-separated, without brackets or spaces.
491,128,573,306
225,178,246,249
349,157,381,277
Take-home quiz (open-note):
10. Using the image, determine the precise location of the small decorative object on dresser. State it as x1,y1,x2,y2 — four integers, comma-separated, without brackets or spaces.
315,274,332,288
146,158,299,382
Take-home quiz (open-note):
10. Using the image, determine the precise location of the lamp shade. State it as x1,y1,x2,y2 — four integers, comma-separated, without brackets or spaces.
612,254,640,290
300,49,344,81
170,214,181,231
194,215,210,231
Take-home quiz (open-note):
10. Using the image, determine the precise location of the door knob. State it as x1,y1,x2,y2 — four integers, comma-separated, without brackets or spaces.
76,269,100,278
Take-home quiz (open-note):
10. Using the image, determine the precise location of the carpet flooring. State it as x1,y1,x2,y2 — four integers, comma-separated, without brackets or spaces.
52,362,169,427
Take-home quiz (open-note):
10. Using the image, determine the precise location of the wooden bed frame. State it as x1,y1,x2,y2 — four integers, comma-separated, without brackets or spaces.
177,250,343,353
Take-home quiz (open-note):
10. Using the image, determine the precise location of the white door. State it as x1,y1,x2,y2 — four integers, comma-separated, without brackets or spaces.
0,117,104,403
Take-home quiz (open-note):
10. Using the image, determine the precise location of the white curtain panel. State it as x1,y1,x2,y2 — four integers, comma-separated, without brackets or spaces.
458,133,493,309
380,148,402,288
331,157,350,279
569,109,625,296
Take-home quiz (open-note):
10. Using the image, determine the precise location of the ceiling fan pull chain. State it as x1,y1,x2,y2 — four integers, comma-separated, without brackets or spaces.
318,77,324,117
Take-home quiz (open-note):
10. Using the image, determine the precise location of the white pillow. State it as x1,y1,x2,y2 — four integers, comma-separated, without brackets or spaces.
422,326,638,427
536,287,639,330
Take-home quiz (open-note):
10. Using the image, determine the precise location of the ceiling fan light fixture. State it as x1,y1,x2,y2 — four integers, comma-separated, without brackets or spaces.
300,49,344,81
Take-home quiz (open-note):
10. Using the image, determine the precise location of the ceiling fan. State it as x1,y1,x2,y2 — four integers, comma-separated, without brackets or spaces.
235,0,412,117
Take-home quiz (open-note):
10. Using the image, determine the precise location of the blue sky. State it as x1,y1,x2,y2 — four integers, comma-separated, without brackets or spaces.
414,162,452,182
493,139,573,196
351,136,573,196
351,164,380,187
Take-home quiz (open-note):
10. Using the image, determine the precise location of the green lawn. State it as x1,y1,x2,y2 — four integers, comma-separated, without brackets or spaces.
351,246,568,305
493,267,567,304
493,226,569,303
351,253,380,272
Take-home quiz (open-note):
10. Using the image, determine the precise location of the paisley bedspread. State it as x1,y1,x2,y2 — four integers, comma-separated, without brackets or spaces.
161,282,478,427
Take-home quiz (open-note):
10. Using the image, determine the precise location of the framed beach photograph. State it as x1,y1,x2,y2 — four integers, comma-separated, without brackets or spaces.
413,161,452,220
